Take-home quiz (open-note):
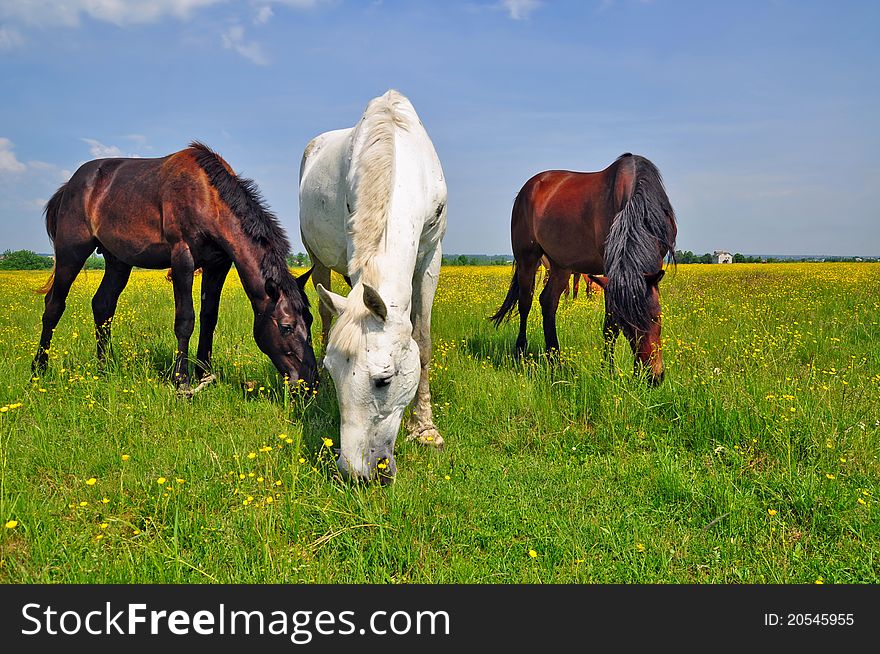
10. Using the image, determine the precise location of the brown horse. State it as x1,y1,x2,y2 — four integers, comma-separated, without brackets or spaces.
539,255,600,300
490,153,676,385
32,142,317,391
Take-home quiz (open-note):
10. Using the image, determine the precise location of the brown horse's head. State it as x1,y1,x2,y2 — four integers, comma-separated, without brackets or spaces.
253,270,318,392
589,270,665,385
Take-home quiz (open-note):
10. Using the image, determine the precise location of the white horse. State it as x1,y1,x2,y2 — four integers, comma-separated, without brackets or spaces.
299,89,447,484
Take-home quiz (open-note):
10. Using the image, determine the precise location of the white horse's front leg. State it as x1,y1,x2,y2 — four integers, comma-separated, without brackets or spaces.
406,248,443,448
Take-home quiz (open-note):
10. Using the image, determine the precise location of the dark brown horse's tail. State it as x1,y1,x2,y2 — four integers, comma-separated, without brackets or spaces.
35,183,68,294
489,263,521,327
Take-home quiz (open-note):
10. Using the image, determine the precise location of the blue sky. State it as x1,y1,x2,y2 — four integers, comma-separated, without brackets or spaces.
1,0,878,257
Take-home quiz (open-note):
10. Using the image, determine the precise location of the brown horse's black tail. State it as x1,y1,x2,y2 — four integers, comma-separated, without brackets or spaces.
35,183,67,295
489,263,521,327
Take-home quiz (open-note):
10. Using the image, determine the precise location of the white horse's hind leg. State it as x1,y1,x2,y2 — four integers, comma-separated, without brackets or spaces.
406,248,444,448
310,257,333,355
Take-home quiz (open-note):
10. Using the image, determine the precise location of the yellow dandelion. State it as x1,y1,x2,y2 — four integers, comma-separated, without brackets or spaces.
121,454,130,461
299,457,306,464
79,501,89,507
636,543,646,553
86,477,97,486
133,529,141,535
101,497,110,505
266,496,274,504
100,523,108,529
528,549,538,559
322,438,333,448
825,473,835,480
285,438,293,444
815,577,824,584
247,452,256,459
767,509,777,516
95,534,104,541
176,478,185,484
444,474,451,480
157,477,167,485
377,462,387,470
4,520,18,529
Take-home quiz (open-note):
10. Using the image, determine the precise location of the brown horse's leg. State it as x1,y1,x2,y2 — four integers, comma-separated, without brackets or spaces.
32,243,95,374
169,244,196,388
194,260,232,379
91,254,132,368
515,255,540,357
602,311,620,376
572,273,580,300
539,266,572,356
310,259,333,352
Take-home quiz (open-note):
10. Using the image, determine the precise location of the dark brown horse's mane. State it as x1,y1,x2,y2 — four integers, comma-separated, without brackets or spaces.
604,153,676,331
188,141,307,308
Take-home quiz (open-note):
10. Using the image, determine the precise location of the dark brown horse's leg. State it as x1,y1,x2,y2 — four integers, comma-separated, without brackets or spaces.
539,266,572,357
602,311,620,376
572,273,580,300
194,260,232,379
169,245,196,389
515,256,540,357
32,244,95,374
92,254,133,368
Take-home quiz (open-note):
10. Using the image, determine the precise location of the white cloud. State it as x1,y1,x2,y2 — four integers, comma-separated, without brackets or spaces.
254,5,274,24
0,137,27,174
499,0,541,20
81,138,127,158
222,25,269,65
0,24,23,50
0,0,226,27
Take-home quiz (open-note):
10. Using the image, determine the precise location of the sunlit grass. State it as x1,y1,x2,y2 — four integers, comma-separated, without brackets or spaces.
0,263,878,583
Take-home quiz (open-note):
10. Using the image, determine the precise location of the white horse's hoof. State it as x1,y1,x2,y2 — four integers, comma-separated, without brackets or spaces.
408,427,444,448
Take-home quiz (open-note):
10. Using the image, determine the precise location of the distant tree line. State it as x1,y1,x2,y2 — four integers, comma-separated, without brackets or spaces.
286,252,311,268
442,254,513,266
0,249,105,270
673,250,877,264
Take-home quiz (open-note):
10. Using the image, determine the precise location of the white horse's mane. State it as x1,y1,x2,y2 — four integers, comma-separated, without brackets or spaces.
329,90,415,356
347,89,413,284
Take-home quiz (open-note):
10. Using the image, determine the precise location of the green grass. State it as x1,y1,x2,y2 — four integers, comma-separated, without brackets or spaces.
0,263,878,583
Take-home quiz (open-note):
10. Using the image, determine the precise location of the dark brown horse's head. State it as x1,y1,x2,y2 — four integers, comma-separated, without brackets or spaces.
254,270,317,392
589,270,665,385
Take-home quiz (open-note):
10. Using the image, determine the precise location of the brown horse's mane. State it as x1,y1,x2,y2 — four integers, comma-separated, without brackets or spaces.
603,153,676,331
188,141,307,308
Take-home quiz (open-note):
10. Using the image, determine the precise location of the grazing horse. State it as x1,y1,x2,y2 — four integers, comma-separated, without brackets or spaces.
33,142,317,391
539,254,599,300
299,89,447,484
490,153,676,385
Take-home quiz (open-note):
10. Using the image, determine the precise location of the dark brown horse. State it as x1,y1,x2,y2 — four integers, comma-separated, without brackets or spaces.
490,153,676,385
33,142,317,390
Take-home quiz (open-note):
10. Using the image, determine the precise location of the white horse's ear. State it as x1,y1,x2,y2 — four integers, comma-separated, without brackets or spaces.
362,284,387,321
316,284,348,317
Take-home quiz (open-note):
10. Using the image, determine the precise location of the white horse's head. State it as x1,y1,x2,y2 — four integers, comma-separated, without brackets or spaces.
316,282,420,484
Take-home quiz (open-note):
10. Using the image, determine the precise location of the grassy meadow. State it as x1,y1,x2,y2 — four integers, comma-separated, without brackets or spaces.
0,263,878,583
